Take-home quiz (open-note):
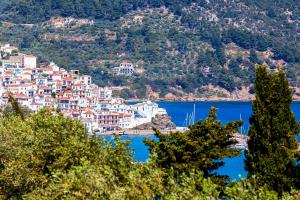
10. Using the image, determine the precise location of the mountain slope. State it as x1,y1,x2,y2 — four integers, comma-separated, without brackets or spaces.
0,0,299,99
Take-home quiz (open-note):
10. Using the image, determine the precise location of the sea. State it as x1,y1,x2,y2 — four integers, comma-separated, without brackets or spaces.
105,101,300,181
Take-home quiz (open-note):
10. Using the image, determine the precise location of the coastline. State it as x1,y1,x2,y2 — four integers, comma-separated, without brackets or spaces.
125,98,300,103
98,129,180,136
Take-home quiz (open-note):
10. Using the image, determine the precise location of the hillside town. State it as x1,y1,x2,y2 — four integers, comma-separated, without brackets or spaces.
0,44,168,133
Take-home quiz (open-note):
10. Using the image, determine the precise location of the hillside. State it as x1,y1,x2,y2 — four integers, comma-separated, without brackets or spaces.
0,0,299,100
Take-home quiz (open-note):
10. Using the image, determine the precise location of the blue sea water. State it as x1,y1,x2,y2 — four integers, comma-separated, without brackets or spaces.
107,101,300,181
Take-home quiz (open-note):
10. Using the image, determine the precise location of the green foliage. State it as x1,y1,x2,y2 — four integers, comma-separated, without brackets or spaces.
245,64,300,193
1,1,299,98
0,99,299,198
24,164,223,200
51,92,56,99
1,0,198,23
223,28,272,51
145,108,242,185
249,49,262,64
112,89,135,99
0,109,102,198
225,177,284,200
2,103,33,119
0,106,224,199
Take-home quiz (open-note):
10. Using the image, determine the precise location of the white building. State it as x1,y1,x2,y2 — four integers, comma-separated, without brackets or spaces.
130,101,167,122
80,75,92,85
119,113,135,129
49,62,60,72
113,61,135,76
0,47,171,133
0,44,18,54
23,55,37,68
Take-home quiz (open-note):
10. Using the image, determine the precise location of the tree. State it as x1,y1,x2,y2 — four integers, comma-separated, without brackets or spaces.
0,109,102,198
20,36,33,49
144,108,242,185
0,109,222,199
7,93,26,120
249,49,261,64
245,64,300,193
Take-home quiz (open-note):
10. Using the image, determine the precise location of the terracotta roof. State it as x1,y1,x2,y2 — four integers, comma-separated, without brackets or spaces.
41,86,51,90
84,110,94,115
111,111,119,115
121,60,132,64
15,93,28,98
7,84,21,87
58,97,70,100
123,113,132,117
62,77,73,81
39,67,52,71
24,55,36,58
21,79,32,82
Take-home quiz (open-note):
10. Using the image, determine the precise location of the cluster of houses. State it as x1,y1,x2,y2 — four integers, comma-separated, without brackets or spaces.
0,44,167,133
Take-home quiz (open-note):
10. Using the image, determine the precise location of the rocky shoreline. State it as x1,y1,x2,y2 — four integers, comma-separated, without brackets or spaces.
134,114,176,130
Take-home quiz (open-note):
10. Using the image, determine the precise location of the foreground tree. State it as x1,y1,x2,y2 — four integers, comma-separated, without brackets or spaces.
144,108,242,185
0,107,222,199
245,65,300,193
0,109,103,198
0,101,298,199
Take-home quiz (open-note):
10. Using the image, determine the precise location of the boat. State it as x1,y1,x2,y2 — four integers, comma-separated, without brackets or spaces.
113,131,128,135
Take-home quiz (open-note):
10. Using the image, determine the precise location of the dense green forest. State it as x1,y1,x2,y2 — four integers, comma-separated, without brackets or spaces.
0,65,299,199
0,0,299,98
0,0,198,22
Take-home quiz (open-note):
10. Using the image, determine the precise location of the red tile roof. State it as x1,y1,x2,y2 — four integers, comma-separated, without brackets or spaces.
84,110,94,115
41,86,51,90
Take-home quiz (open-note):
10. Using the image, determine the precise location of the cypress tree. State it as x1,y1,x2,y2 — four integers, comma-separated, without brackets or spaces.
245,64,300,193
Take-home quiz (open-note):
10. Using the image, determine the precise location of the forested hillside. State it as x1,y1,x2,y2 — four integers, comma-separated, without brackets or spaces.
0,0,299,99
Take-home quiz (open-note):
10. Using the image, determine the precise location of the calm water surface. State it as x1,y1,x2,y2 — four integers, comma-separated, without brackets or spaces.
106,101,300,181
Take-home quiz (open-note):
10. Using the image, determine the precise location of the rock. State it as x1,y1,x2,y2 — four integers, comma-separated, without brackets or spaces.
135,114,176,130
165,93,176,99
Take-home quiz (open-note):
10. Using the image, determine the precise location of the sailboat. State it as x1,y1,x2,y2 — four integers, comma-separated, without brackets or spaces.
182,103,196,129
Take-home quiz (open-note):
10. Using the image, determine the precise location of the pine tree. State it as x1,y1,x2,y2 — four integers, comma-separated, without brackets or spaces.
245,64,300,193
144,107,242,185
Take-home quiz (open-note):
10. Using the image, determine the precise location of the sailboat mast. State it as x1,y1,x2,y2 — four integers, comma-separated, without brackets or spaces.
240,113,243,134
185,113,188,127
193,103,196,125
